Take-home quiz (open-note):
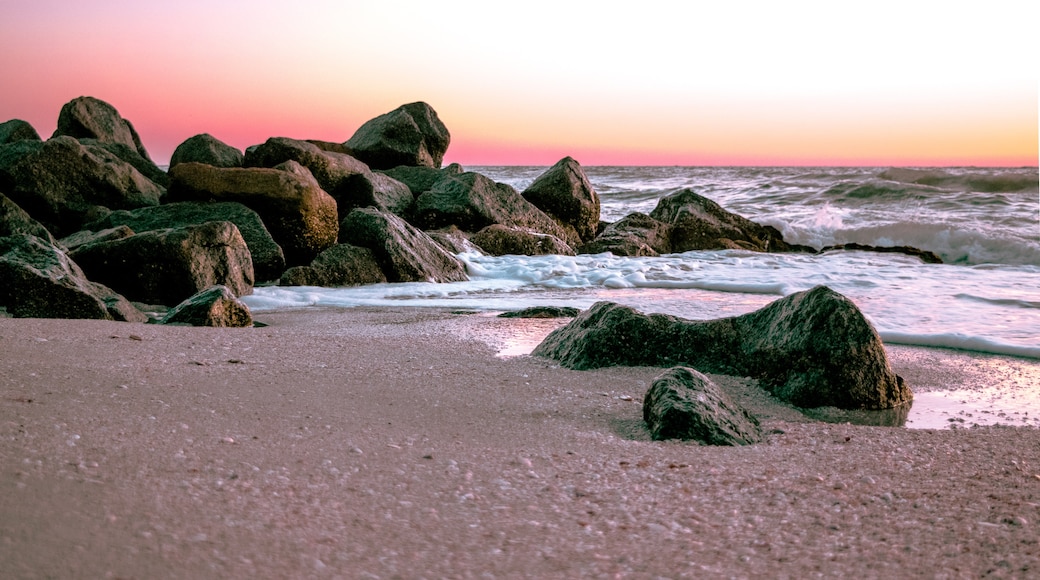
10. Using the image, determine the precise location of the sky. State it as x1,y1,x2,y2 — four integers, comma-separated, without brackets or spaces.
0,0,1036,167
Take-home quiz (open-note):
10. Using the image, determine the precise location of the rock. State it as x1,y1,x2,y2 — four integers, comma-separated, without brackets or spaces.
819,243,943,264
650,189,811,253
60,225,135,252
0,137,164,237
577,213,670,256
169,134,244,169
167,161,339,266
379,163,463,196
532,286,912,410
344,102,450,169
85,202,286,282
0,192,56,245
415,172,570,243
69,221,254,306
425,226,482,255
470,224,574,256
522,157,600,243
52,96,153,162
157,285,253,327
278,243,387,287
0,234,145,321
78,139,169,188
643,367,763,445
0,119,41,144
339,207,468,283
498,306,581,319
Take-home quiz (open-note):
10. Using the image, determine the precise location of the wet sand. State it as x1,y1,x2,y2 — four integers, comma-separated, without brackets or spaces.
2,308,1039,578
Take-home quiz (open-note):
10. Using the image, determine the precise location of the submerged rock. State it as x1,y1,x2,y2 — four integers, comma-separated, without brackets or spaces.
819,242,943,264
643,367,763,445
498,306,581,319
157,285,253,327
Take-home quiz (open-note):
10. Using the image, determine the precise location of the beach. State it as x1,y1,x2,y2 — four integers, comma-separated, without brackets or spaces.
2,309,1038,578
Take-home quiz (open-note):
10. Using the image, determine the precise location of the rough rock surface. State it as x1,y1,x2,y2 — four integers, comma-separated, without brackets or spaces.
0,137,163,237
77,139,168,188
86,202,285,282
522,157,600,243
344,102,450,170
819,243,943,264
59,225,135,252
0,119,41,144
0,192,56,245
0,234,145,321
339,207,468,283
52,96,152,161
577,212,671,257
278,244,387,287
379,163,463,196
169,134,244,169
470,224,574,256
69,221,254,306
498,306,581,319
425,226,481,255
643,366,763,445
156,285,253,327
532,286,912,410
167,161,338,266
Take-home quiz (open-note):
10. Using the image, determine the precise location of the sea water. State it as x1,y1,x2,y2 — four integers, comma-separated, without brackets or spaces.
242,166,1040,428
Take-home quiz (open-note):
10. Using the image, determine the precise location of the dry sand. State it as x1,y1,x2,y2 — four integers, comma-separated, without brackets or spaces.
2,308,1038,579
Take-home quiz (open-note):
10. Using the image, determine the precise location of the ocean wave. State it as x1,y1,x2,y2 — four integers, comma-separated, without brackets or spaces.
954,293,1040,309
878,168,1038,193
880,331,1040,360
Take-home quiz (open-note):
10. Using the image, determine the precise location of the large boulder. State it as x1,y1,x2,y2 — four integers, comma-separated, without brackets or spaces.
643,367,763,445
532,286,912,410
470,224,574,256
415,172,572,243
522,157,600,243
278,243,387,287
52,96,152,162
78,139,169,188
60,225,135,251
577,212,671,256
69,221,254,306
0,120,41,144
0,234,145,322
0,192,56,245
339,207,468,283
344,102,450,170
0,137,163,237
379,163,463,196
169,134,244,169
167,161,339,266
85,201,285,282
157,285,253,327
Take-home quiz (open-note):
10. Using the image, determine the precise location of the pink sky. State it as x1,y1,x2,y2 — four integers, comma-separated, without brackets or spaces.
1,1,1036,167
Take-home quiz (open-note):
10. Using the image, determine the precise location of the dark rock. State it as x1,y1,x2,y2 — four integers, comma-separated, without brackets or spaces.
498,306,581,319
470,224,574,256
278,243,387,287
0,119,41,144
157,285,253,327
577,213,670,256
532,286,912,410
0,234,145,321
425,226,481,255
52,96,153,162
170,134,244,169
306,140,353,155
522,157,600,243
0,137,164,237
167,161,338,266
344,102,450,169
60,225,135,251
85,202,285,282
339,207,468,283
819,243,943,264
379,163,464,196
650,189,811,253
415,172,570,243
0,192,56,245
69,221,254,306
643,367,763,445
78,139,168,188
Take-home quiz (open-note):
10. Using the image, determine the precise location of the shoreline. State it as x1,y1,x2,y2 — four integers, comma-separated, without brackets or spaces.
2,309,1039,577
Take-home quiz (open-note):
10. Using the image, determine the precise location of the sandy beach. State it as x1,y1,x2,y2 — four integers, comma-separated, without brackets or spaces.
2,308,1038,578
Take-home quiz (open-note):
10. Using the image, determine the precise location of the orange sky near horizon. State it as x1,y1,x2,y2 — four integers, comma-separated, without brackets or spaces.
1,1,1036,167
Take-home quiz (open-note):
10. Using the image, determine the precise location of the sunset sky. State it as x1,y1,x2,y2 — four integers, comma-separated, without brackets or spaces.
1,1,1036,167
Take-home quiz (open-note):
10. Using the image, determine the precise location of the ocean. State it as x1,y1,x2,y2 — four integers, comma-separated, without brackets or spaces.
242,166,1040,428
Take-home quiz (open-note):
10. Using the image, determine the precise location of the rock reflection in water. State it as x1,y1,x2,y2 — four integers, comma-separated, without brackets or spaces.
799,403,912,427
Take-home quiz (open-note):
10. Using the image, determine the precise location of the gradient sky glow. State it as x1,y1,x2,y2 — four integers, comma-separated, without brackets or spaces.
1,0,1036,166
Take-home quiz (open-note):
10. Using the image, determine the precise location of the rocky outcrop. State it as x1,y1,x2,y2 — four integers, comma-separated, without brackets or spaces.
380,163,463,197
52,96,152,162
819,243,943,264
0,119,41,144
278,244,387,287
344,102,450,170
157,285,253,327
0,192,56,245
643,367,763,445
577,213,671,257
86,201,285,282
498,306,581,319
470,224,575,256
0,234,145,321
340,207,468,283
532,286,911,410
167,161,338,266
415,172,571,243
522,157,600,243
650,189,810,253
78,139,169,188
0,137,163,237
169,134,244,169
69,221,254,306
